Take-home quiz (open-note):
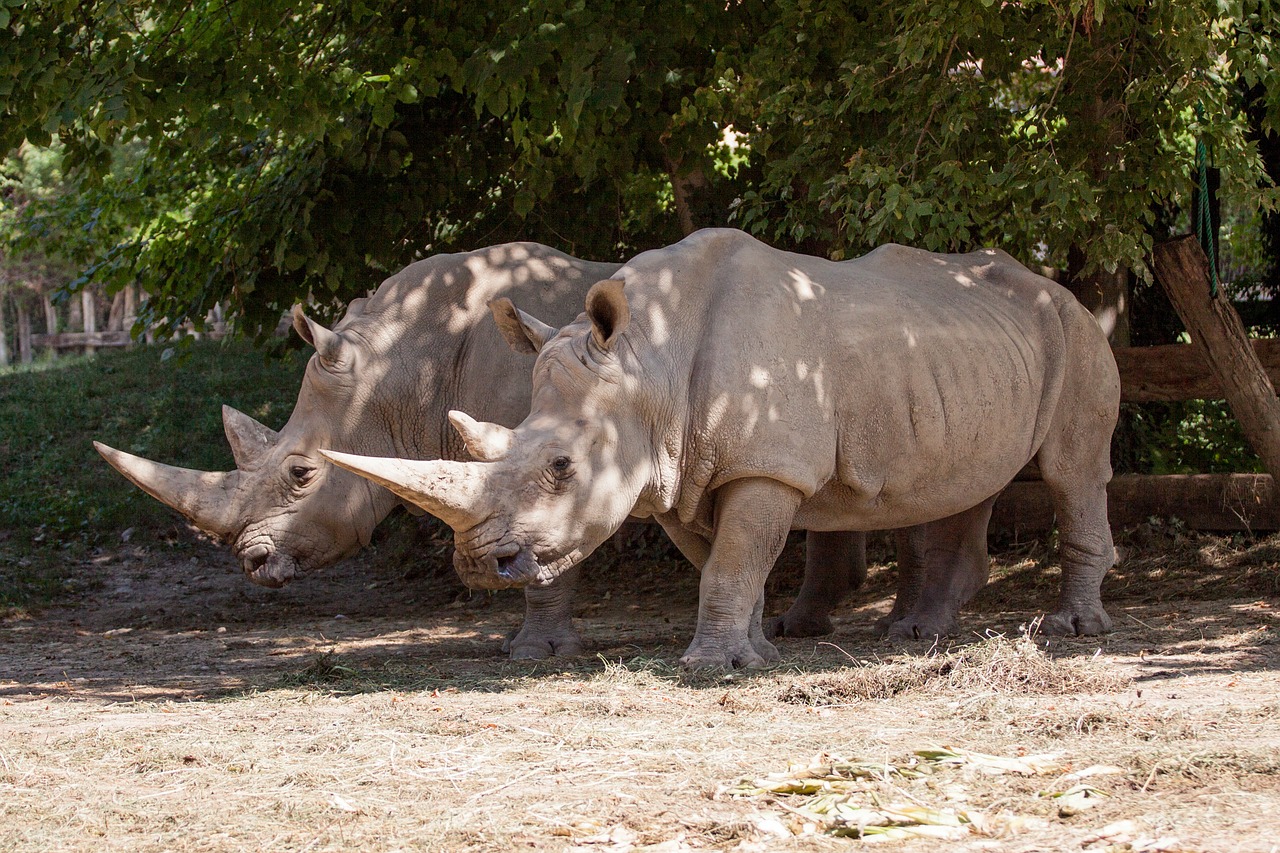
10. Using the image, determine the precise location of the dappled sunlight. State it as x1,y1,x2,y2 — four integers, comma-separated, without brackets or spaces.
100,243,623,598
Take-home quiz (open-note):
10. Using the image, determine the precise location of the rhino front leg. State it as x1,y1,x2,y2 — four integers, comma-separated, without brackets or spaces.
503,564,584,659
655,515,778,662
767,531,868,638
680,478,803,671
884,495,996,640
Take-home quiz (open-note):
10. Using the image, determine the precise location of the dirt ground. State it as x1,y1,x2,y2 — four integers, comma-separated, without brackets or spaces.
2,523,1279,852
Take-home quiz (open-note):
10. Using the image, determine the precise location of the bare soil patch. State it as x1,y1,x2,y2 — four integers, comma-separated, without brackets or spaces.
2,525,1279,851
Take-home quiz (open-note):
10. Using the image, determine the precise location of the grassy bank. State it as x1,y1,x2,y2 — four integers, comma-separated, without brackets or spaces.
0,341,307,609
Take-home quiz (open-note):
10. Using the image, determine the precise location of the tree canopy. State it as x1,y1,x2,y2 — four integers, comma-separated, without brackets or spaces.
2,0,1278,338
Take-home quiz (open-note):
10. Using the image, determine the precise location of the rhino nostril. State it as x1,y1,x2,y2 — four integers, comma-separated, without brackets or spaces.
240,544,272,574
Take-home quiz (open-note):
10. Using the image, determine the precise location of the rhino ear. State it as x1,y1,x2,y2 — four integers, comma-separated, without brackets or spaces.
292,305,354,371
222,405,280,469
490,297,557,355
585,279,629,351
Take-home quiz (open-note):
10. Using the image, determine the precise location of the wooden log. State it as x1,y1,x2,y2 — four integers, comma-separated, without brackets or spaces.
30,330,131,349
992,474,1279,533
1152,236,1280,521
1114,338,1280,402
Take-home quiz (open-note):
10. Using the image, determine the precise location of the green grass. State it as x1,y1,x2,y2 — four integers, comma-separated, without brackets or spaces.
0,340,307,609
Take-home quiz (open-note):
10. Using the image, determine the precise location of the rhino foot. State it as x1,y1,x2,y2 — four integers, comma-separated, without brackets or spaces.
764,611,835,640
680,634,779,671
884,613,959,642
502,625,585,660
1039,605,1114,637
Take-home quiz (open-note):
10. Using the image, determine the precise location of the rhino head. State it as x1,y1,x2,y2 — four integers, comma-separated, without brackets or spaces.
95,305,398,587
322,280,656,591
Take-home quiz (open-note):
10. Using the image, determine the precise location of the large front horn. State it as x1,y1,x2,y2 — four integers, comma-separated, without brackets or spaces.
319,451,491,531
93,442,241,539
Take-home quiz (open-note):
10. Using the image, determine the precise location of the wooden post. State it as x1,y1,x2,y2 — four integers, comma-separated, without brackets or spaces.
123,285,137,340
0,294,9,366
81,289,97,355
1153,235,1280,497
17,299,33,364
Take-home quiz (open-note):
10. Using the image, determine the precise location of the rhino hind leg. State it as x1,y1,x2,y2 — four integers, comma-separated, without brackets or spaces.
504,566,585,659
679,477,802,670
1033,306,1119,637
767,530,868,638
873,527,927,636
1035,452,1115,636
882,496,997,641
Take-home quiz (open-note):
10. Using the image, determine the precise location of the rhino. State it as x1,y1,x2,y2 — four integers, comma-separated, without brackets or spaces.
323,228,1121,669
93,240,867,658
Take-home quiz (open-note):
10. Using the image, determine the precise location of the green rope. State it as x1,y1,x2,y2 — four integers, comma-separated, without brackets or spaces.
1195,134,1219,298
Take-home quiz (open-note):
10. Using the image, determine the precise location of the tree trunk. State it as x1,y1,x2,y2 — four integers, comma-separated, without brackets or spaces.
1153,235,1280,499
17,299,33,364
42,294,58,359
0,294,9,366
1067,245,1131,346
123,285,138,342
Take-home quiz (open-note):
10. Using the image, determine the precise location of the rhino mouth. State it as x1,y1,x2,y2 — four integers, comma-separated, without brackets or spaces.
239,543,302,589
452,542,581,591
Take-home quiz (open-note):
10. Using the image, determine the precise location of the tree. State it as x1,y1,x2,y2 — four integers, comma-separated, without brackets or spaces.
2,0,1278,339
2,1,752,335
724,0,1280,344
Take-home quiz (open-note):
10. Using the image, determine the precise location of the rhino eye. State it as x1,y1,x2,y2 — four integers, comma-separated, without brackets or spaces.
551,456,572,476
290,465,316,485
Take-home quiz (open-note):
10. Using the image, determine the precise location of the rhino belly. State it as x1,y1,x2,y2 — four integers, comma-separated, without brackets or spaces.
791,461,1024,532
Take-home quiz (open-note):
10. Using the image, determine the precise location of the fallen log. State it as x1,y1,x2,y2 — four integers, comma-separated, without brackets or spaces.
1152,237,1280,515
1114,338,1280,402
992,473,1278,534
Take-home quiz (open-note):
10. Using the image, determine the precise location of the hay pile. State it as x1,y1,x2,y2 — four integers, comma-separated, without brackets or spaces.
779,630,1131,706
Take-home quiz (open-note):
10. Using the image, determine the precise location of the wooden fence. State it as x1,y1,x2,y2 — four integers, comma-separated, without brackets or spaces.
993,328,1280,533
0,285,226,365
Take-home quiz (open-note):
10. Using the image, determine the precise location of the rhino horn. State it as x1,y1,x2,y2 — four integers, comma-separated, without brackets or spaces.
319,450,491,531
222,405,280,469
93,441,241,539
291,305,353,371
449,410,514,461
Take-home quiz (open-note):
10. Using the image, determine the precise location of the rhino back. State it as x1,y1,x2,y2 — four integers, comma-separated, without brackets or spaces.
618,230,1090,532
305,243,620,462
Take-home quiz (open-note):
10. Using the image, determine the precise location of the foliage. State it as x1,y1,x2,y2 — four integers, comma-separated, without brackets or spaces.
1,0,747,336
727,0,1280,276
4,1,1280,329
0,340,305,608
1119,400,1264,475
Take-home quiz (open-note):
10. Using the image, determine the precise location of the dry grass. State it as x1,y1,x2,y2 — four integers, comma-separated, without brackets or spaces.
3,532,1280,850
778,629,1132,706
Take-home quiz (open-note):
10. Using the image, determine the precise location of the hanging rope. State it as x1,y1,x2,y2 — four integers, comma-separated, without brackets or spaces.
1195,122,1219,298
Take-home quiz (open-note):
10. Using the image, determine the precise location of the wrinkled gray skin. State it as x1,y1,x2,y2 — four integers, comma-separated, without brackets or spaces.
93,241,865,658
324,228,1120,670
